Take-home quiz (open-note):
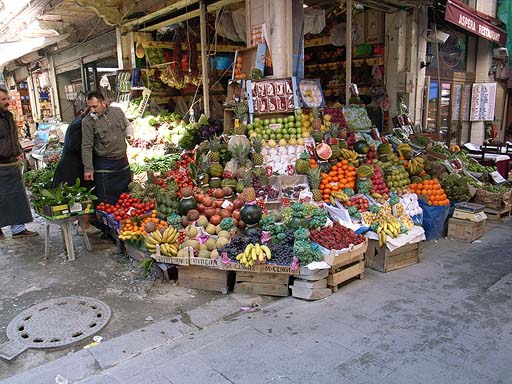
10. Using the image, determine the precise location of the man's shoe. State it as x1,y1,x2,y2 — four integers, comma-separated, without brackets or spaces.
0,230,5,240
12,229,39,239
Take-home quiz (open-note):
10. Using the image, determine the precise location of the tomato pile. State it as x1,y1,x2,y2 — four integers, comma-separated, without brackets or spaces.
97,193,155,222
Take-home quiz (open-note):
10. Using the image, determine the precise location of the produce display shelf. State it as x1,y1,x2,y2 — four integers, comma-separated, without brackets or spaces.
142,41,241,52
304,57,384,71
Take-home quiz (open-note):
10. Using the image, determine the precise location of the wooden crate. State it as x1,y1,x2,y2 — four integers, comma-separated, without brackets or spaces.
483,205,511,221
322,239,368,266
447,218,486,242
178,266,231,294
365,240,419,273
234,272,290,297
327,257,365,293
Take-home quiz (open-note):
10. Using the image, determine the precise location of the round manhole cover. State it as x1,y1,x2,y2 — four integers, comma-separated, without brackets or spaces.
0,296,111,360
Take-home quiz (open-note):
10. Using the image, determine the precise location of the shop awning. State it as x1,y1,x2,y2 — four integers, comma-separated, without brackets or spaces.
444,0,506,46
0,34,69,68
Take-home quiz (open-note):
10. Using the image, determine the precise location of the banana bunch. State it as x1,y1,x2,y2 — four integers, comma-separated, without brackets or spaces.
330,191,349,205
407,156,425,176
236,243,272,267
145,227,179,256
118,230,144,241
376,216,402,246
340,148,358,161
397,143,412,159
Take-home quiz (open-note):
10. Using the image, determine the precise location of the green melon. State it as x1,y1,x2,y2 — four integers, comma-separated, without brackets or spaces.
354,140,370,154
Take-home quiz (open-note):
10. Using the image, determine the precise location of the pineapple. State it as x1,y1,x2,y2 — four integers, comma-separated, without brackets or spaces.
232,101,248,135
252,136,264,166
312,107,322,131
230,144,251,179
241,171,256,202
308,167,322,202
329,123,339,140
208,136,221,163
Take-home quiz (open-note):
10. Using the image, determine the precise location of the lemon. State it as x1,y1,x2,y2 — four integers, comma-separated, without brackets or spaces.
279,138,287,146
268,139,277,148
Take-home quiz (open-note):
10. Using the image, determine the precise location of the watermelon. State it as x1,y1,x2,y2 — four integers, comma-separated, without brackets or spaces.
354,140,370,154
316,143,333,160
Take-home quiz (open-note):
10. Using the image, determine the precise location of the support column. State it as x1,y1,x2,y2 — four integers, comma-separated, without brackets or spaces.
116,27,135,70
384,11,407,118
47,54,61,120
346,0,352,103
200,0,210,118
470,0,495,145
415,8,429,127
246,0,295,78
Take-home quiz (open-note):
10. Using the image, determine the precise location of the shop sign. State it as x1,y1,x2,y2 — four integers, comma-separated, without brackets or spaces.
445,0,506,46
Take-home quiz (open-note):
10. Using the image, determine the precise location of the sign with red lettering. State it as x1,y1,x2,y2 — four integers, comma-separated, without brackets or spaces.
445,0,506,46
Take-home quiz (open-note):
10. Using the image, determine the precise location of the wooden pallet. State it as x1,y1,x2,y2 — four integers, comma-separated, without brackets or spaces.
448,218,486,242
327,254,365,293
178,266,232,294
365,240,419,273
234,272,290,297
483,206,511,221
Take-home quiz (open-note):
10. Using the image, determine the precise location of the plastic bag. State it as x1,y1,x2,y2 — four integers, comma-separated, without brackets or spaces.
418,199,449,241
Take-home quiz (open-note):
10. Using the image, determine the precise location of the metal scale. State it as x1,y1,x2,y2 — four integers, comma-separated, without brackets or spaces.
452,202,487,222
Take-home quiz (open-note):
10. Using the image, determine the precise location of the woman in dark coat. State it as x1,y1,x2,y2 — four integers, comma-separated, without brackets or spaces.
52,110,99,234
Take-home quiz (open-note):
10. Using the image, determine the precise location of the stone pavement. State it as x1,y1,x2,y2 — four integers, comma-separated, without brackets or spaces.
0,217,275,379
2,218,512,384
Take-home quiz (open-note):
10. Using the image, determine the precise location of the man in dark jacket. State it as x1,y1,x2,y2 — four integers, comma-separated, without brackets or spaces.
0,88,38,240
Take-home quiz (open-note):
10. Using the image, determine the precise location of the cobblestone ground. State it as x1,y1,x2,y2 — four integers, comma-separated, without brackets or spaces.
0,214,247,379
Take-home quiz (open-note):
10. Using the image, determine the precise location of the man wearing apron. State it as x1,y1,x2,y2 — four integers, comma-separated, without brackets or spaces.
0,88,38,240
81,91,132,206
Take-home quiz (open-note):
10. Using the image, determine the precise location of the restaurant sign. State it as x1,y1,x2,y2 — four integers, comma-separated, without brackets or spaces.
445,0,506,46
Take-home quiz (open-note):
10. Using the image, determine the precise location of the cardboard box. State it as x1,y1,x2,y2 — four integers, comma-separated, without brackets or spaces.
232,44,266,80
39,201,94,220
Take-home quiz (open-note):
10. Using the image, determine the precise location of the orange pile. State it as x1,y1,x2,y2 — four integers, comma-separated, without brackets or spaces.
409,179,450,206
121,210,168,237
320,160,357,202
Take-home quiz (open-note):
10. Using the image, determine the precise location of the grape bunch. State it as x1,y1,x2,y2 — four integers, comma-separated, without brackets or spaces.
218,231,262,261
268,230,295,266
253,174,279,200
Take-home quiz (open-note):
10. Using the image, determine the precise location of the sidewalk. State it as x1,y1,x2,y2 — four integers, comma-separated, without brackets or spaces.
2,218,512,384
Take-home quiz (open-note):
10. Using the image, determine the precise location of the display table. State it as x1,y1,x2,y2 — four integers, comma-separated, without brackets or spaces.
464,143,511,178
43,215,92,261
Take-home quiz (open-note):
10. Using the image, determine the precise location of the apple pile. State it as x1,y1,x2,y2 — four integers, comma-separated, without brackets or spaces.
345,196,369,212
370,167,389,196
